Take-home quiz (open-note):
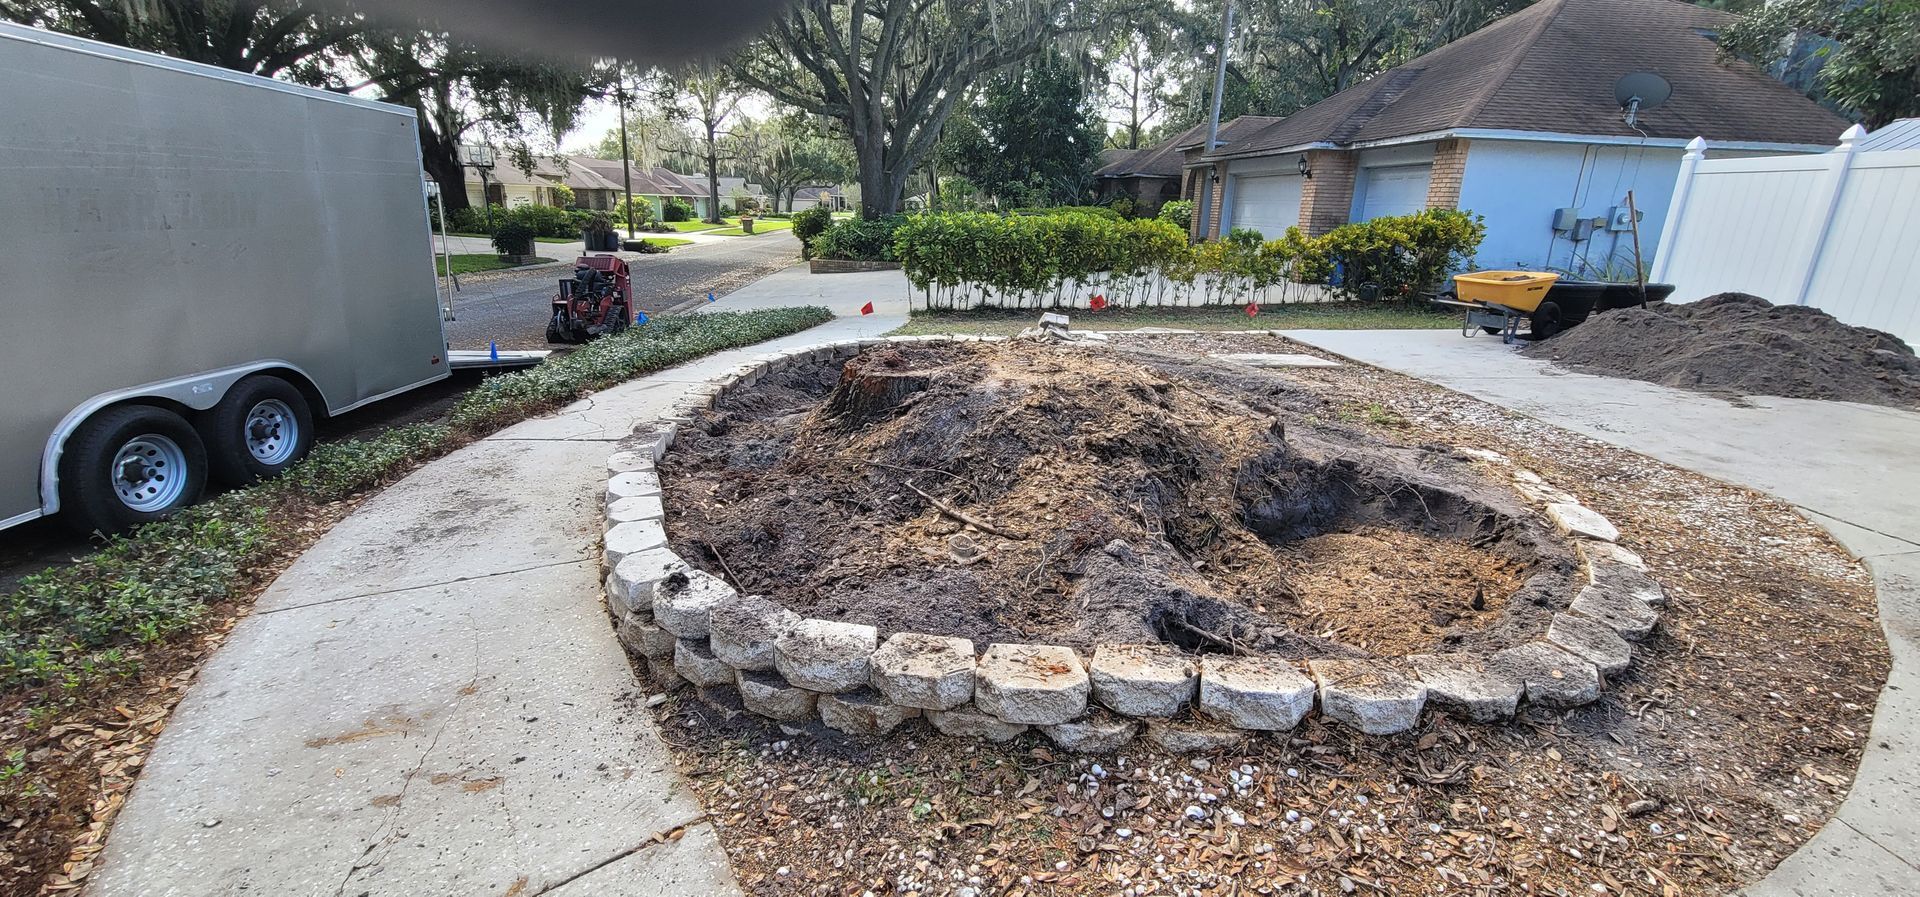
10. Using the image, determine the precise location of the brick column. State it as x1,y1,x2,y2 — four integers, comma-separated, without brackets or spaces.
1297,150,1356,236
1204,165,1225,239
1426,138,1470,210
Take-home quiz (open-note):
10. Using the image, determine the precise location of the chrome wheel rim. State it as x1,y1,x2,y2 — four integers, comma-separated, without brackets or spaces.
111,435,188,512
244,399,298,466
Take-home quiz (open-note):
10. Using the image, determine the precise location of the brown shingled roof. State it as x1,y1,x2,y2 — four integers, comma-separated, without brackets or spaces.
1210,0,1848,160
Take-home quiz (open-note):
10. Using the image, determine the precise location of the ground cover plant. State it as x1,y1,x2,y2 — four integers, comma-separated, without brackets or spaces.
0,306,832,894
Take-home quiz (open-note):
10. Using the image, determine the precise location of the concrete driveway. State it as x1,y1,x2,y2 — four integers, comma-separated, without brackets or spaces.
1283,328,1920,896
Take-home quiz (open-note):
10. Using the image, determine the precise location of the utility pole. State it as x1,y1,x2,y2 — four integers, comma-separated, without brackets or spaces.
1205,1,1234,151
616,71,636,238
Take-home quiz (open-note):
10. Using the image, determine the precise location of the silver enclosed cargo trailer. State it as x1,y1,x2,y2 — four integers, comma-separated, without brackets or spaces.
0,23,453,533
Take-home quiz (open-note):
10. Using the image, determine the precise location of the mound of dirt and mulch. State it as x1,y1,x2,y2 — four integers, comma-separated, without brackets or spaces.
660,340,1579,659
1523,292,1920,407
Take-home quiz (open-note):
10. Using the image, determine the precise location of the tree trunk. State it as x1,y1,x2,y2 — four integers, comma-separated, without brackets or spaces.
416,116,470,213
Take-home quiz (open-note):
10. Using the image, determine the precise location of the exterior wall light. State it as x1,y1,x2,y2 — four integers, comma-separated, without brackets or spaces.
1298,155,1312,178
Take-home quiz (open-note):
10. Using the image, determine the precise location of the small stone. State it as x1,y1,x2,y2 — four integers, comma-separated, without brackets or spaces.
708,594,801,672
1199,655,1316,731
605,493,665,524
616,616,677,661
652,568,736,638
606,548,686,619
604,519,668,570
1569,582,1660,640
1089,644,1198,717
1308,659,1426,735
1547,613,1632,675
1408,653,1522,722
1490,642,1601,708
1041,709,1139,753
1546,503,1620,542
927,705,1029,743
674,639,736,688
1143,719,1246,753
974,644,1090,725
870,633,976,710
1511,470,1577,505
774,618,879,693
818,688,922,736
736,669,818,722
1455,447,1510,465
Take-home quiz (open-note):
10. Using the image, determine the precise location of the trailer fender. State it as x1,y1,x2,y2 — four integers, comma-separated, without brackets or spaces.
38,360,329,516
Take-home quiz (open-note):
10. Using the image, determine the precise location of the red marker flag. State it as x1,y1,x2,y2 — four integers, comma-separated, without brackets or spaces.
860,301,874,315
1089,294,1108,310
1245,302,1260,317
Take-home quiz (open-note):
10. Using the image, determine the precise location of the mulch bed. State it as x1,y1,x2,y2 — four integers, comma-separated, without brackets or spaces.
645,331,1888,897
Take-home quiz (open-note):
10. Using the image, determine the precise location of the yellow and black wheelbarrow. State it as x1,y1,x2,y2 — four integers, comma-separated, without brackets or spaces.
1434,270,1561,344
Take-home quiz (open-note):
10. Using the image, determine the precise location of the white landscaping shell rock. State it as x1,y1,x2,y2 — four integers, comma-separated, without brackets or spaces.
1546,502,1620,542
652,568,737,639
736,669,817,722
1490,641,1601,708
707,594,801,672
818,689,921,736
870,633,977,711
1408,653,1522,722
1309,659,1427,736
1547,612,1632,675
1198,655,1315,731
1089,644,1197,717
927,706,1028,743
774,618,880,693
974,644,1090,726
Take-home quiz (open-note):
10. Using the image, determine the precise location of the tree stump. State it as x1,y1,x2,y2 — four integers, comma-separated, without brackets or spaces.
822,350,930,428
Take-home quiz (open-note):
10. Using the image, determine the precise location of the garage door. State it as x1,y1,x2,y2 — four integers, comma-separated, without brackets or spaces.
1356,164,1432,221
1229,173,1304,239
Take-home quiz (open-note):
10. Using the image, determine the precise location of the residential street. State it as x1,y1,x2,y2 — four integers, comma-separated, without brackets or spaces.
440,231,802,350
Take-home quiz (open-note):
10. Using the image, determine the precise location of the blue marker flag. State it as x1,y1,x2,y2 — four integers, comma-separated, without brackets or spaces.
488,340,498,362
635,310,649,325
707,291,716,303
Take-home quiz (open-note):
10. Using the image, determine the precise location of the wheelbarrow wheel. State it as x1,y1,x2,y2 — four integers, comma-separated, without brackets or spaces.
1530,301,1564,340
1481,325,1506,335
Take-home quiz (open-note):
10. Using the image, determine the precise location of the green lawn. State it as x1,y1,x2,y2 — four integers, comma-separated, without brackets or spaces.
891,301,1459,337
436,253,556,276
642,237,692,250
447,231,574,244
709,217,796,237
662,220,727,233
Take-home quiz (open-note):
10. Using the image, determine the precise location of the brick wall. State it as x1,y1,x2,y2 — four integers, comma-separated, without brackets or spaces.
1182,169,1203,240
1297,150,1357,236
1426,138,1470,210
1205,165,1225,239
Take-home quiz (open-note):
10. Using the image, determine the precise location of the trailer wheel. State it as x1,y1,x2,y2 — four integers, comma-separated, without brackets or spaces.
200,376,315,487
59,405,208,534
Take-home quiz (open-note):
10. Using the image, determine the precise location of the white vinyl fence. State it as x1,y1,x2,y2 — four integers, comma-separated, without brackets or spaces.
1651,126,1920,346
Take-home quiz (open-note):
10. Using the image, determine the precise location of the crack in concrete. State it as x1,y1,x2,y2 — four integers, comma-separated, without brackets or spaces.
259,558,593,615
1836,818,1920,873
528,816,712,895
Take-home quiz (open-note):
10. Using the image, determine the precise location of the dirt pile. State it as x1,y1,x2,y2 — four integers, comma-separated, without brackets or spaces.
1523,292,1920,407
661,341,1578,658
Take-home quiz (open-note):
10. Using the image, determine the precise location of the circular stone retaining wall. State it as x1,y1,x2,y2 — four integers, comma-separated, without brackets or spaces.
601,333,1669,751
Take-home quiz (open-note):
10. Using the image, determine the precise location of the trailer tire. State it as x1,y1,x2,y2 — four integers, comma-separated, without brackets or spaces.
59,405,208,534
200,376,315,487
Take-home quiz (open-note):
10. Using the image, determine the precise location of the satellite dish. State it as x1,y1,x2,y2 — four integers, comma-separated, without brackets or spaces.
1614,72,1673,127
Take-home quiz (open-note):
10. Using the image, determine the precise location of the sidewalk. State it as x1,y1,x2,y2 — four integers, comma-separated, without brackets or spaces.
1282,328,1920,896
88,276,905,895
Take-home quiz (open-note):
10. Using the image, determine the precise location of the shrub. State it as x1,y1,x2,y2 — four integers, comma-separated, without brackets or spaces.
893,210,1187,301
1009,205,1123,221
810,215,907,261
448,204,503,235
791,206,834,258
1106,196,1137,219
1156,199,1194,229
1313,209,1484,299
491,218,535,256
505,203,576,238
662,197,695,222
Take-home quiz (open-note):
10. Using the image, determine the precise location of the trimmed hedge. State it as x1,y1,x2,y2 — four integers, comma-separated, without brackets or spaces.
791,206,833,258
0,307,833,696
809,215,908,262
892,208,1483,308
